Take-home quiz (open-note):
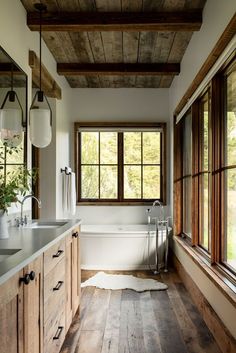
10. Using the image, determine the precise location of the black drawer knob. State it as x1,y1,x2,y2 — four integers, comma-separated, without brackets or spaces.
29,271,35,281
20,274,31,285
72,231,79,238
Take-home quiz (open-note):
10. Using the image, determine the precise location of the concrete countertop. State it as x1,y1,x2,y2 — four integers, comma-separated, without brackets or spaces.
0,219,82,285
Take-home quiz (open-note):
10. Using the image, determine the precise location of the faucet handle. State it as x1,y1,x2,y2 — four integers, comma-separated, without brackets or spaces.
24,215,28,225
15,217,21,227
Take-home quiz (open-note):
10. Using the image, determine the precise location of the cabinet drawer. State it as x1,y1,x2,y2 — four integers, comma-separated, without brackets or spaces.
44,309,65,353
44,239,65,276
44,257,65,324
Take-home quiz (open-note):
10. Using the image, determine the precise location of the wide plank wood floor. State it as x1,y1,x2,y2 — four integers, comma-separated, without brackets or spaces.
60,270,222,353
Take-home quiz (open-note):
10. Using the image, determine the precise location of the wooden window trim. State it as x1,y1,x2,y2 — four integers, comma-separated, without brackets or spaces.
74,122,167,205
174,54,236,289
174,235,236,308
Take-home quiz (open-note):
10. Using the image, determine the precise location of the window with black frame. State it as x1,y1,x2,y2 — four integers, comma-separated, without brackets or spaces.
76,123,166,204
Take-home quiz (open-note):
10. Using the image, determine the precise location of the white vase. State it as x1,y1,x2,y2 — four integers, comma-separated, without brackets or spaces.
0,210,9,239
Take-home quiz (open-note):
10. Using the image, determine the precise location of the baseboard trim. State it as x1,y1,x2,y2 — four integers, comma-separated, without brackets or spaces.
81,264,154,271
172,252,236,353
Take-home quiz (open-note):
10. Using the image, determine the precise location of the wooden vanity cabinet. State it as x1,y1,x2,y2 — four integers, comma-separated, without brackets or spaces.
23,256,43,353
65,226,81,331
43,239,66,353
0,225,81,353
0,255,43,353
0,270,24,353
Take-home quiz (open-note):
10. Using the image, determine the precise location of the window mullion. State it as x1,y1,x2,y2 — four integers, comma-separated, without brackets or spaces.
98,132,100,199
118,133,123,201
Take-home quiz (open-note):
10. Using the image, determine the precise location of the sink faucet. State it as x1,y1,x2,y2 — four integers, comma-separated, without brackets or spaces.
19,194,41,226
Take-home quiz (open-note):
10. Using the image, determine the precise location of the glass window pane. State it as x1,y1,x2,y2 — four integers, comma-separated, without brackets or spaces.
143,166,160,199
143,132,160,164
203,99,209,171
200,173,210,250
183,177,192,237
224,169,236,270
6,137,24,164
81,166,98,198
124,132,141,164
100,166,117,199
226,69,236,166
124,166,141,198
183,113,192,176
81,132,99,164
100,132,117,164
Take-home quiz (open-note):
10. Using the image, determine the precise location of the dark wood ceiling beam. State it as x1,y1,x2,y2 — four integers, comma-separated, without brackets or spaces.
57,63,180,76
29,50,61,99
27,11,202,32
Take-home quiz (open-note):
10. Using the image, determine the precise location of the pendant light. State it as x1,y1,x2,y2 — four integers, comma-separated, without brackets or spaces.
29,3,52,148
0,64,23,147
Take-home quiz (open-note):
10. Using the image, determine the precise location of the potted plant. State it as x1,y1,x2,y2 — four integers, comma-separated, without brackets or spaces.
0,144,37,238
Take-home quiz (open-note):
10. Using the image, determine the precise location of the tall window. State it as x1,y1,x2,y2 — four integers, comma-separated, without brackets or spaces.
199,91,211,252
76,123,166,204
182,112,192,237
222,60,236,271
174,54,236,281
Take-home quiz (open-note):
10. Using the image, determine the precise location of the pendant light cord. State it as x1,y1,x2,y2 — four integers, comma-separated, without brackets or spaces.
39,6,42,92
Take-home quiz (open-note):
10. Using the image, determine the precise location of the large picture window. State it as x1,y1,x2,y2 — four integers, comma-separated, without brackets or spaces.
222,60,236,271
174,53,236,280
75,123,166,204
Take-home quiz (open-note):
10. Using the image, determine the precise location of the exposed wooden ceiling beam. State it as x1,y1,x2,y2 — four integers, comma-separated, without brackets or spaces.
27,11,202,32
29,50,61,99
57,63,180,76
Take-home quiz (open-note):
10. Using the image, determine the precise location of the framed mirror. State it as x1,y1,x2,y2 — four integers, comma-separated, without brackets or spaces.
0,46,27,181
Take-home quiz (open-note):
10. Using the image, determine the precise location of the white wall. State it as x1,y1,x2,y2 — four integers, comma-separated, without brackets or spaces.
69,88,171,224
169,0,236,339
0,0,71,217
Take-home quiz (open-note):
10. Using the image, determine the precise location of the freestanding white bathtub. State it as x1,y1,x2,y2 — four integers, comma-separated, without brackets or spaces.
80,224,171,270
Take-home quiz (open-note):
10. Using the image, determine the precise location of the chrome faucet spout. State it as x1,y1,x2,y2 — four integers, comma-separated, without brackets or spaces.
152,200,164,222
20,194,41,226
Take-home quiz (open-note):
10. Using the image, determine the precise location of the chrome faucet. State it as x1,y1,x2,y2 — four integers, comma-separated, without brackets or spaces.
19,194,41,226
152,200,164,222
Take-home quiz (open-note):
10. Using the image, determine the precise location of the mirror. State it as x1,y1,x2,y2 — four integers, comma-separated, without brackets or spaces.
0,46,27,180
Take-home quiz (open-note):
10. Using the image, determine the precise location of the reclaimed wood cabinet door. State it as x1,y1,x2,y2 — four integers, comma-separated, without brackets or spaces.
65,227,81,332
72,228,81,316
23,255,43,353
65,234,73,331
0,271,24,353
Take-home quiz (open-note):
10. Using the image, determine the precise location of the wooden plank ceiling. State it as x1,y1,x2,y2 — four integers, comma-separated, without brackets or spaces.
21,0,207,88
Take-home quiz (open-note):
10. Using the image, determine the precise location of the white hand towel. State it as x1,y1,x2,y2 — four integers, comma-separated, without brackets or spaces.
62,173,69,213
70,172,76,215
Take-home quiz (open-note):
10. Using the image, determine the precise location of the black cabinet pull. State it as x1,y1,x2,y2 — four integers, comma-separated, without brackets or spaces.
29,271,35,281
53,281,64,291
20,274,31,285
52,250,64,258
72,231,79,238
53,326,63,340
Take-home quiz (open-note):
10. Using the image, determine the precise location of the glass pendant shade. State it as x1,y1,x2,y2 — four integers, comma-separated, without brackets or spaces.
0,91,23,147
29,107,52,148
29,3,52,149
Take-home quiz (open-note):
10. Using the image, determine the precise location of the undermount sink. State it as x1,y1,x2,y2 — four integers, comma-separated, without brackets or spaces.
25,221,67,229
0,248,21,262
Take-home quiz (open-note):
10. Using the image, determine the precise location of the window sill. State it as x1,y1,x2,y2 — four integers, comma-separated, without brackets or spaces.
173,235,236,308
76,201,164,206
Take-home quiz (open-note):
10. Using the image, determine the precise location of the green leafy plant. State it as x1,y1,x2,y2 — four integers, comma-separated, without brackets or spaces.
0,144,38,212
